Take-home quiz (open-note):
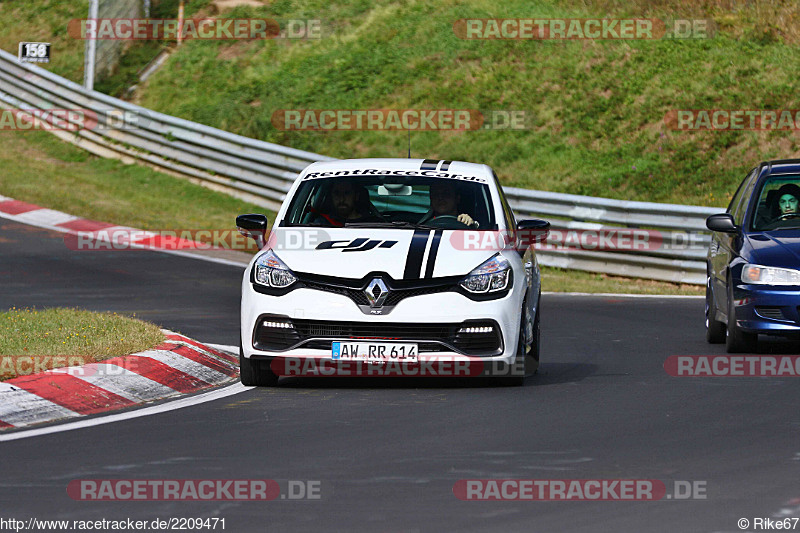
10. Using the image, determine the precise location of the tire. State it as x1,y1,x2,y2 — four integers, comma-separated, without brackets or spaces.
705,276,726,344
502,315,528,387
726,285,757,353
530,306,541,364
239,344,279,386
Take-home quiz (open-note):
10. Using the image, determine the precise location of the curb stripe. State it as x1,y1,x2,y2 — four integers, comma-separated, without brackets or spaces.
55,218,116,232
167,345,238,378
101,356,211,393
11,373,135,415
136,350,226,384
164,339,238,365
0,388,80,427
51,364,177,403
164,334,238,363
0,200,41,215
14,209,78,226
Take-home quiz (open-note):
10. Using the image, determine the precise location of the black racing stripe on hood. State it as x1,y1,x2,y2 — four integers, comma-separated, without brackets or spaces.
424,229,443,278
403,229,430,279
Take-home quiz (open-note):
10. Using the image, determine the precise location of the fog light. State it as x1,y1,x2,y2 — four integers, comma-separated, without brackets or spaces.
263,320,293,329
459,326,493,334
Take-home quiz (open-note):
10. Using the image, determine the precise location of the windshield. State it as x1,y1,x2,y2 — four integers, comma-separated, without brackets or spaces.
281,175,498,230
751,175,800,231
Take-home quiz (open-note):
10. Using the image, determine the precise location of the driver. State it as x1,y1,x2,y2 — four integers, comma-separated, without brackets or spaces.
420,181,477,227
773,183,800,221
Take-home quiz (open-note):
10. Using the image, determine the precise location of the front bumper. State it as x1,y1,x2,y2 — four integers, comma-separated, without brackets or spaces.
732,284,800,336
241,282,523,365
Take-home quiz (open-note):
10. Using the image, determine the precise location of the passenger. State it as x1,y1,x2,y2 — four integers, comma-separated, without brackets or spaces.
313,180,382,226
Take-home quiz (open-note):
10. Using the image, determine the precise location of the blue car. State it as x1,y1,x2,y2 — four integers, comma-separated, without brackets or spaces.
706,159,800,353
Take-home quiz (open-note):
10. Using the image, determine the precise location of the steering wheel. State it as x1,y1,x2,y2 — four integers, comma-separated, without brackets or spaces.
426,215,470,229
778,212,800,220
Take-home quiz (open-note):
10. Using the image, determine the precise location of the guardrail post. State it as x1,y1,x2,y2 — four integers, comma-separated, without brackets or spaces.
83,0,98,90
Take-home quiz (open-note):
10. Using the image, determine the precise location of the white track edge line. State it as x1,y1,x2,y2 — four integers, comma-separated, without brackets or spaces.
0,211,249,269
0,382,251,442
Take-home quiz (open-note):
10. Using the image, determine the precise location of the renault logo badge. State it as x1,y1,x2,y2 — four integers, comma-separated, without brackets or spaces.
365,278,389,307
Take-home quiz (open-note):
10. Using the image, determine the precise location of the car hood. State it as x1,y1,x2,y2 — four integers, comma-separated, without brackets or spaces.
265,227,501,280
747,229,800,266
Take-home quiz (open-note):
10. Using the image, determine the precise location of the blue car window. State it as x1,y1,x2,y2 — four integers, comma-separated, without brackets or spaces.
751,175,800,231
729,169,757,226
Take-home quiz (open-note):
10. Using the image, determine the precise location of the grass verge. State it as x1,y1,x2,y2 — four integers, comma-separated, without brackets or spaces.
0,129,274,232
541,266,703,295
0,307,165,381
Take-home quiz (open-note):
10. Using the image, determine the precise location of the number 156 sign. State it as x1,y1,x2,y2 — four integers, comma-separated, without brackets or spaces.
18,42,50,64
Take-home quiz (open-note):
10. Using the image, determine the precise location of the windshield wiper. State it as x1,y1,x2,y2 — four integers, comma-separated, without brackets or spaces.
343,221,439,230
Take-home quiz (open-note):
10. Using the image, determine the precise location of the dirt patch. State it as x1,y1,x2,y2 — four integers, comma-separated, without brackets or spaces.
209,0,266,14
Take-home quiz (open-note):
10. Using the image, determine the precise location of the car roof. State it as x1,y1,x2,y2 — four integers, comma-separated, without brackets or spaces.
300,158,495,181
761,159,800,176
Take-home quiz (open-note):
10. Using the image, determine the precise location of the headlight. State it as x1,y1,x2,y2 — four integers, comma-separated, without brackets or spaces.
254,250,297,288
741,263,800,285
459,254,511,293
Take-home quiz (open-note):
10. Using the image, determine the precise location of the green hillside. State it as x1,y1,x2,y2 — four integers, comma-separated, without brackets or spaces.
2,0,800,207
128,0,800,206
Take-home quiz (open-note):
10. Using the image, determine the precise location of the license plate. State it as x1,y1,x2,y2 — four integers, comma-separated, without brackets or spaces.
331,342,418,362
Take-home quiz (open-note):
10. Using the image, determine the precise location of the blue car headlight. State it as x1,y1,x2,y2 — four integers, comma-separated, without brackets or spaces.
460,254,511,294
741,263,800,285
254,250,297,288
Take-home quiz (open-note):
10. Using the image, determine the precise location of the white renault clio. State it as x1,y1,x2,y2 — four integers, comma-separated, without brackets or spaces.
236,158,549,386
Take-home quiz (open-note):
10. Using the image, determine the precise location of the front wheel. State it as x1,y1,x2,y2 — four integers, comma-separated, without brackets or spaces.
239,345,279,386
725,286,757,353
502,314,532,387
705,276,725,343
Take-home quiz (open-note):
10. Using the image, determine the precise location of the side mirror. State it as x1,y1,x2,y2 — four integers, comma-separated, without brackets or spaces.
516,219,550,248
706,213,737,234
237,214,269,249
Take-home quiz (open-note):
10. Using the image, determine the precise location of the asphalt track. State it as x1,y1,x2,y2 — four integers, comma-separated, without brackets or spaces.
2,219,799,533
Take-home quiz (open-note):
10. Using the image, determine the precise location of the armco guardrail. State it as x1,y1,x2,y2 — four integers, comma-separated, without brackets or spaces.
0,48,717,284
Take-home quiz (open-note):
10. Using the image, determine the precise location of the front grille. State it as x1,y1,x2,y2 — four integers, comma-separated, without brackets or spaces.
302,280,369,305
757,306,788,321
383,285,453,306
295,272,458,309
294,320,453,339
253,317,502,355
